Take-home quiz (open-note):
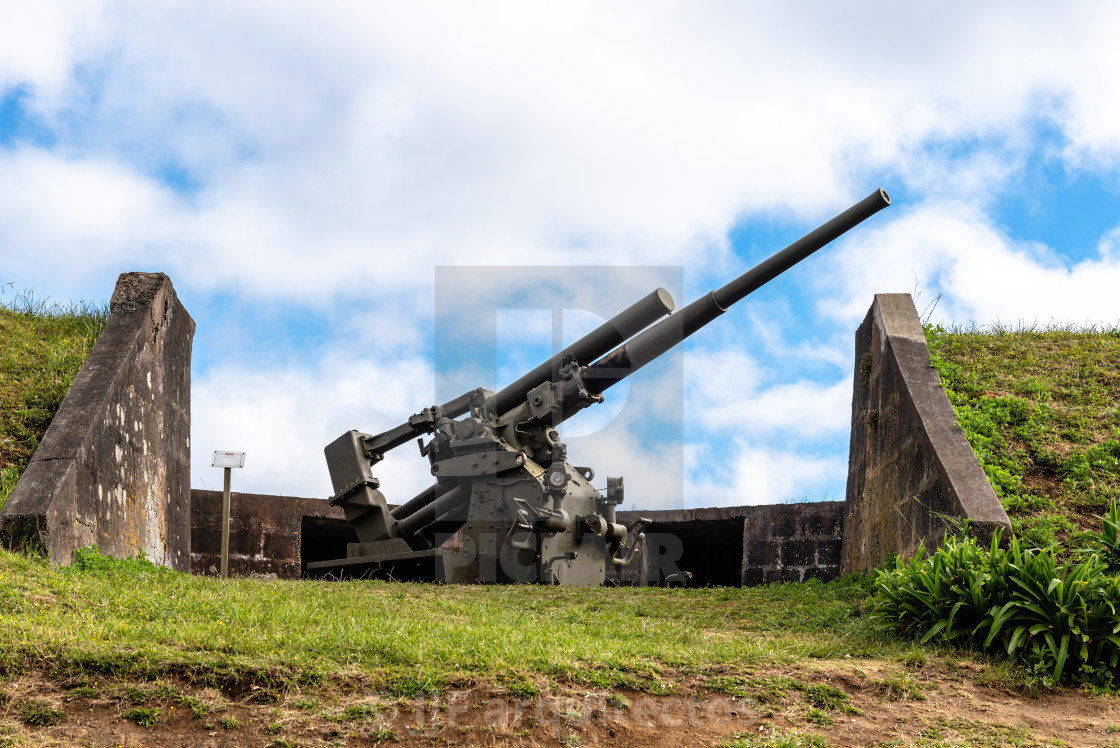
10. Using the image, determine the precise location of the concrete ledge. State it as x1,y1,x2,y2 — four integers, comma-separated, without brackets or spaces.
841,294,1010,573
1,273,195,569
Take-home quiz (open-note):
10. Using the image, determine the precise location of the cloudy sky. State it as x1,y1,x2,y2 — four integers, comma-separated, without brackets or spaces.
2,3,1118,509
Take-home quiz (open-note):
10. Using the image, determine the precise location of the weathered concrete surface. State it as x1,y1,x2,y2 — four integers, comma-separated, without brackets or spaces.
190,492,841,586
841,294,1010,573
191,490,350,578
0,273,195,569
619,502,844,586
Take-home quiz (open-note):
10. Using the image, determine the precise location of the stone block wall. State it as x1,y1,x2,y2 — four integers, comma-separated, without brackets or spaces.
191,490,349,577
617,502,845,586
1,273,195,569
841,294,1011,573
740,501,844,585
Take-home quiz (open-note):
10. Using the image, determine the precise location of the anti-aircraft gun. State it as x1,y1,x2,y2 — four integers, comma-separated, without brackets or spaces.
308,189,891,585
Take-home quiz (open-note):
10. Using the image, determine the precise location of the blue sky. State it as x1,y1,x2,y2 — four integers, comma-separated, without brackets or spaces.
2,3,1119,509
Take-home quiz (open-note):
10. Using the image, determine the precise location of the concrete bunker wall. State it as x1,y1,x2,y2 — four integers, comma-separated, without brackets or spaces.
841,293,1011,573
191,490,353,577
190,495,845,585
619,503,844,587
1,273,195,569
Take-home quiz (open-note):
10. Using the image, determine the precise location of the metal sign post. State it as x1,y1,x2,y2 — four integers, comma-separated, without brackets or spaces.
211,451,246,579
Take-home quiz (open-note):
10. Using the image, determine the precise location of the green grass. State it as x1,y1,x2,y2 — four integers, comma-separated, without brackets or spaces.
926,324,1120,550
0,547,891,695
0,288,107,512
723,728,830,747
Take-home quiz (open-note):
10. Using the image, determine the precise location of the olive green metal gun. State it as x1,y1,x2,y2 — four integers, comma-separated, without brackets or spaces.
309,189,891,585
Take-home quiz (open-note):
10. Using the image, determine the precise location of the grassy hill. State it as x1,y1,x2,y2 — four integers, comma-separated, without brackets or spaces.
0,292,107,511
926,325,1120,551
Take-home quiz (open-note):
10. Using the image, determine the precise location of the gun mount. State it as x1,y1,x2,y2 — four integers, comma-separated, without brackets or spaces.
308,189,891,585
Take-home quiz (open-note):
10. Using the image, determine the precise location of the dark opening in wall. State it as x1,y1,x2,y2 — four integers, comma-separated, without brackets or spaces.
300,516,358,577
644,518,745,587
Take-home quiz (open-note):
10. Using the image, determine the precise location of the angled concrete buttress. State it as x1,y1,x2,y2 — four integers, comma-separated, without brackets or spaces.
841,294,1011,573
0,273,195,569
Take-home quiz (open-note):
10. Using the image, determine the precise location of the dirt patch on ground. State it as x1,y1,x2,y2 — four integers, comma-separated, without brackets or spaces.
3,662,1119,747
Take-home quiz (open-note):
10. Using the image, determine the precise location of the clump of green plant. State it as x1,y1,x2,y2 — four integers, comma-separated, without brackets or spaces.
291,697,318,711
71,545,161,575
0,725,18,748
872,668,926,702
122,706,161,727
805,707,833,726
723,727,829,748
338,702,378,722
368,727,398,743
218,714,241,730
1084,499,1120,573
872,511,1120,687
496,673,539,698
65,685,100,700
176,693,211,718
606,693,629,710
802,683,858,714
17,699,66,727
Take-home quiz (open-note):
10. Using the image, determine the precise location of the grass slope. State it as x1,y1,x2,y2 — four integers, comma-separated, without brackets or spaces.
926,324,1120,550
0,549,883,693
6,550,1118,747
0,292,106,511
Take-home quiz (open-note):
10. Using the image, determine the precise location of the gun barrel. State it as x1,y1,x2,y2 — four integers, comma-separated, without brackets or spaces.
486,286,675,417
583,188,891,394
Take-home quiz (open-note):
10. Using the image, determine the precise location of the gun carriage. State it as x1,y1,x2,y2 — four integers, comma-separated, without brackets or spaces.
308,189,891,585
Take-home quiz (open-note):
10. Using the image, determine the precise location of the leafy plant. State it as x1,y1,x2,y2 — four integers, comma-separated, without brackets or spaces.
805,707,833,726
123,706,161,727
176,693,210,718
873,521,1120,686
72,545,159,574
1083,498,1120,572
340,702,378,722
802,683,851,711
369,727,398,743
18,699,66,727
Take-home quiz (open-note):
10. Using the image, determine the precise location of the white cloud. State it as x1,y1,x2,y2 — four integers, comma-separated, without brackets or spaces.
0,3,108,106
687,443,847,507
6,3,1120,301
822,204,1120,329
191,353,438,500
5,3,1120,509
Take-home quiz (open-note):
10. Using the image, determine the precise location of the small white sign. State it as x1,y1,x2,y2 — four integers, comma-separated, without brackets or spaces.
211,451,246,469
